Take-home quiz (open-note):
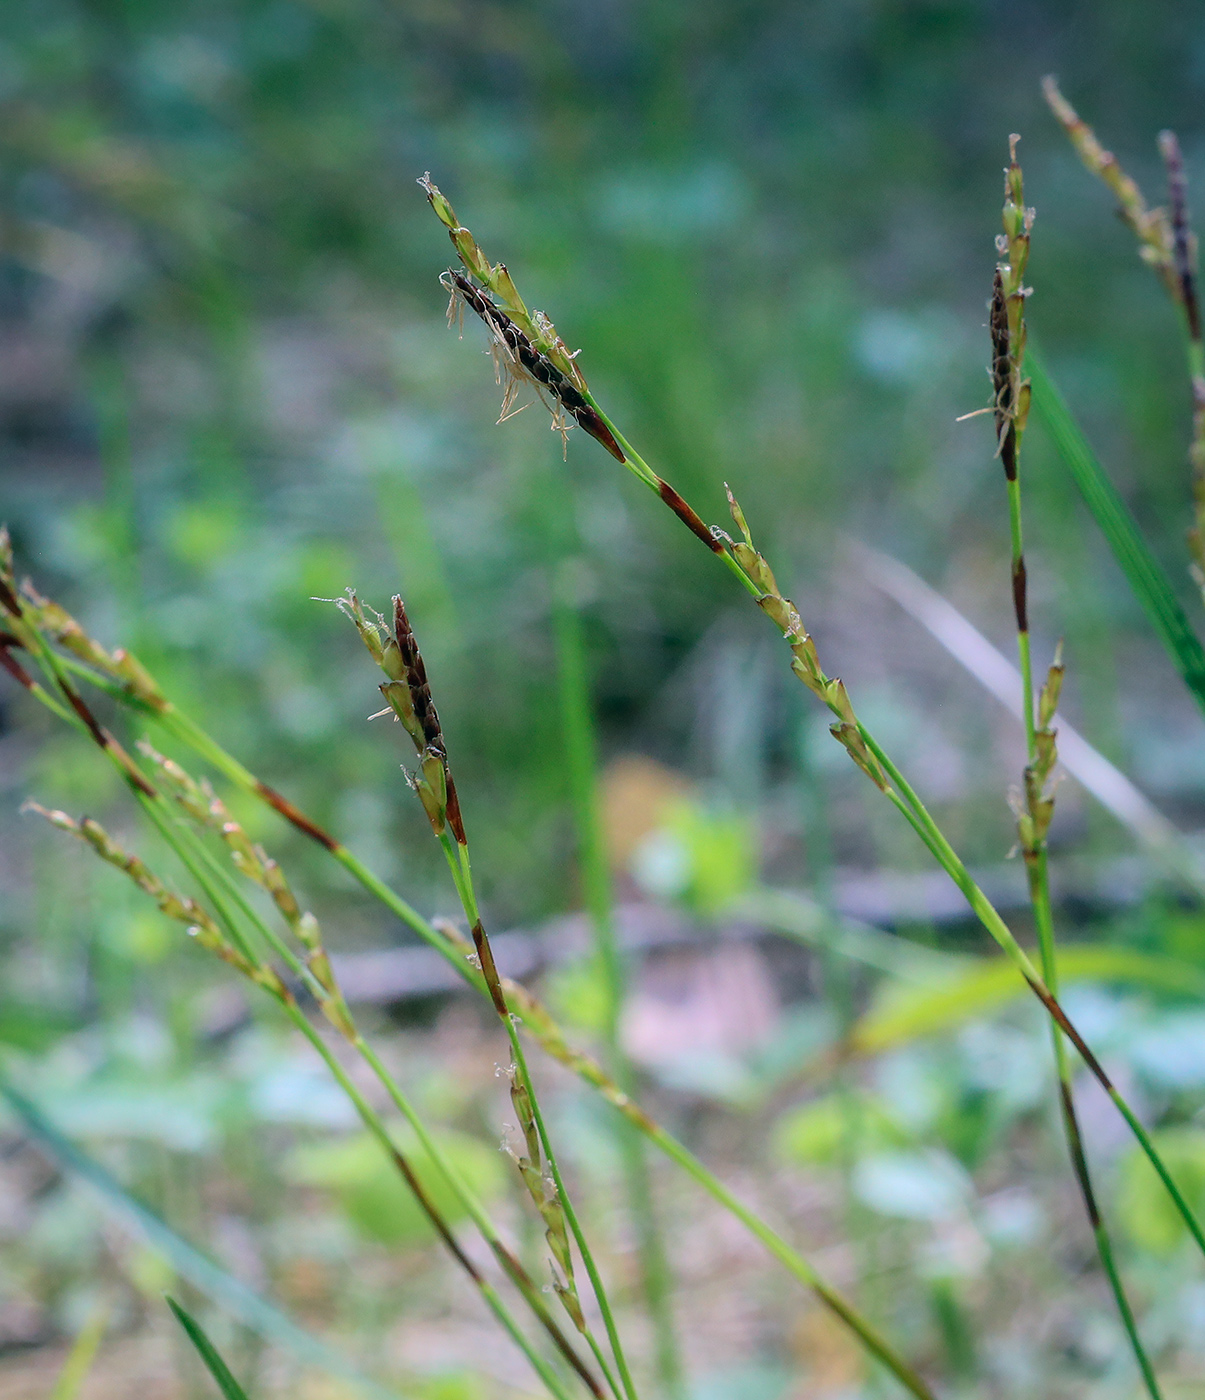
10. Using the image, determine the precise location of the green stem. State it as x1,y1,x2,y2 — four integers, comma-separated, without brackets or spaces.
1005,474,1035,754
1030,849,1162,1400
352,1034,610,1400
154,794,606,1400
644,1123,933,1400
34,645,938,1399
283,1007,575,1400
441,835,639,1400
1006,374,1162,1394
859,727,1205,1262
553,584,684,1400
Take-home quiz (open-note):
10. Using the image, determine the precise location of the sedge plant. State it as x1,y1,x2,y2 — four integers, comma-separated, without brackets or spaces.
4,571,609,1400
8,130,1205,1400
415,170,1205,1273
1043,77,1205,603
552,566,685,1400
989,138,1163,1398
2,540,938,1398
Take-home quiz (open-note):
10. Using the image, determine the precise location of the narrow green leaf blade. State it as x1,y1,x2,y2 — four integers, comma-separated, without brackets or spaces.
1028,346,1205,714
0,1075,399,1400
168,1298,250,1400
48,1305,108,1400
853,945,1205,1054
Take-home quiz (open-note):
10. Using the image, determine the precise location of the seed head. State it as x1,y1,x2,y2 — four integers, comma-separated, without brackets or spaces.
1043,77,1177,300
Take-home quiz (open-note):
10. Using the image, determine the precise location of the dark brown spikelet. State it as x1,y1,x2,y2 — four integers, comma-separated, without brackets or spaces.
255,781,339,851
1012,556,1028,633
1159,130,1202,342
0,576,20,619
447,271,626,463
0,638,35,689
392,597,467,843
990,268,1018,481
658,480,725,553
393,597,442,750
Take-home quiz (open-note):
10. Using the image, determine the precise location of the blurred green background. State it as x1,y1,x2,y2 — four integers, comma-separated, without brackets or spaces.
4,0,1205,925
5,2,1205,1397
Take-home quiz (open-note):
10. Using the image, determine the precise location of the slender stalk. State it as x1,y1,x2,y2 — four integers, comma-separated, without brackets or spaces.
15,619,939,1400
1032,849,1162,1398
442,833,637,1400
643,1121,933,1400
13,574,1184,1397
12,620,601,1400
282,1008,578,1400
553,579,684,1400
143,802,599,1400
991,146,1163,1398
860,727,1205,1261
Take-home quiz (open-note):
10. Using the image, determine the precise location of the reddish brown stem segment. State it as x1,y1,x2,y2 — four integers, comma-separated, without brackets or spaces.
658,480,725,552
255,782,340,852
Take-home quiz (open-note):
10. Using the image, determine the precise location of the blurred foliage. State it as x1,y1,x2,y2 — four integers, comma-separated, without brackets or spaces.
4,0,1205,941
286,1129,507,1247
1117,1126,1205,1255
5,2,1205,1396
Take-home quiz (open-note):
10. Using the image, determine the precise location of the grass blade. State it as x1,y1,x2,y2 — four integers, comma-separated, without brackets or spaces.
167,1297,250,1400
1028,345,1205,714
852,944,1205,1055
0,1074,400,1400
854,539,1202,883
48,1304,108,1400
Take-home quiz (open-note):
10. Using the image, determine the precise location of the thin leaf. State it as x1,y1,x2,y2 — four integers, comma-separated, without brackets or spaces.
168,1297,250,1400
852,945,1205,1055
1028,346,1205,714
0,1075,399,1400
48,1304,108,1400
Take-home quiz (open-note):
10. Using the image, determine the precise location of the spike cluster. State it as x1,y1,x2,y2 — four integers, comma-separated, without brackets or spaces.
1016,648,1064,862
724,487,888,789
443,270,625,461
1044,80,1205,593
419,175,581,383
419,174,625,463
1159,131,1203,345
1157,131,1205,585
504,1067,586,1334
23,803,283,995
137,740,355,1037
338,590,466,844
1042,78,1178,301
992,136,1034,493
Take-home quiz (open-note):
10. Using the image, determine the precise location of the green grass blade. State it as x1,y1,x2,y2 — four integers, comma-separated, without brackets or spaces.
0,1075,400,1400
852,945,1205,1055
167,1298,250,1400
48,1304,108,1400
1028,346,1205,714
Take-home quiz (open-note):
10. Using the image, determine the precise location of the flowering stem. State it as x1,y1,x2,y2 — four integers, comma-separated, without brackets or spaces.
20,622,937,1399
553,581,684,1400
440,832,636,1400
